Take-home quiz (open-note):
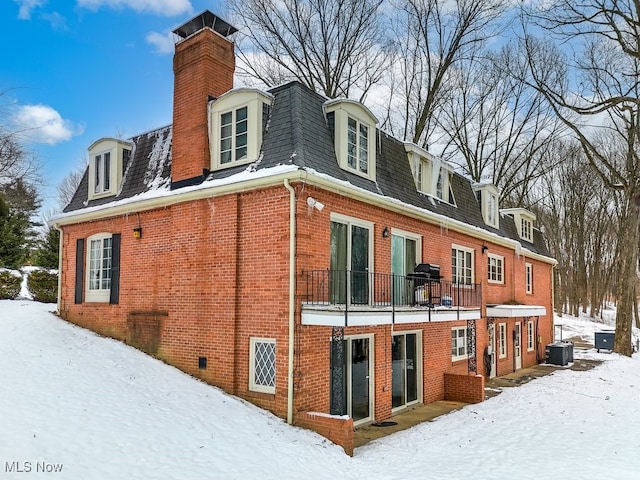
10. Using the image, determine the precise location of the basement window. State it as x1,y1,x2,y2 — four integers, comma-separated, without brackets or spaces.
249,337,276,394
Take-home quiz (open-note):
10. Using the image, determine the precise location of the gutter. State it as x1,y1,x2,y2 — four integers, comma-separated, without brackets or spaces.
51,169,557,267
283,179,296,425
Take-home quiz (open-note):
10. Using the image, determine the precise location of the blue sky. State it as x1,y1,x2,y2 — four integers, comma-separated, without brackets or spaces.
1,0,223,215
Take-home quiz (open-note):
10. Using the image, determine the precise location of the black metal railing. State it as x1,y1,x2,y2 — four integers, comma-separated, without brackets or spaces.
303,270,481,309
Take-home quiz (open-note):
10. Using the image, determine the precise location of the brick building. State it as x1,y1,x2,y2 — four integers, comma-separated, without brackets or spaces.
51,11,556,455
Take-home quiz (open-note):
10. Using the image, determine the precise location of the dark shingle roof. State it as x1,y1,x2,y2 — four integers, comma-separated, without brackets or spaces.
64,126,172,213
62,82,550,257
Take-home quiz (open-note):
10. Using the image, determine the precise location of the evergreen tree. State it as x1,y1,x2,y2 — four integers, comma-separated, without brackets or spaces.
1,178,42,256
34,226,60,268
0,195,28,268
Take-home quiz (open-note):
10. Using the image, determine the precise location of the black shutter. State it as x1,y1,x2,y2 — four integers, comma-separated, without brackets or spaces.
74,238,84,304
109,233,121,305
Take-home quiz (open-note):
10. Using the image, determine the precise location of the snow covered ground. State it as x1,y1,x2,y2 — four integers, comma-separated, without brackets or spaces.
2,300,640,479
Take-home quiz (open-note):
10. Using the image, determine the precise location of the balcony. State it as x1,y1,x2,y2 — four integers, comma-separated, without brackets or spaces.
301,270,482,327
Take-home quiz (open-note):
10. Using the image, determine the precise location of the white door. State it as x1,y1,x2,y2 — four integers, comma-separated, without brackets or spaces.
514,322,522,370
488,323,497,378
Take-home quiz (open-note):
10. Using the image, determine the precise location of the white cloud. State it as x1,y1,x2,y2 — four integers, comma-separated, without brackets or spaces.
15,104,83,145
76,0,193,16
42,11,68,31
14,0,47,19
146,31,174,54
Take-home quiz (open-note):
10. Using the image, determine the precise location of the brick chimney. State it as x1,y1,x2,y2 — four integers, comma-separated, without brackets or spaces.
171,11,237,187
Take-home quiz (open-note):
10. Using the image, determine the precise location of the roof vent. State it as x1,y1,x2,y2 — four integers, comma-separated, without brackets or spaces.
172,10,238,40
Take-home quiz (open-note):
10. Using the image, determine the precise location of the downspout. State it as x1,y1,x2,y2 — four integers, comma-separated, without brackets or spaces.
54,225,63,313
284,179,296,425
550,263,556,347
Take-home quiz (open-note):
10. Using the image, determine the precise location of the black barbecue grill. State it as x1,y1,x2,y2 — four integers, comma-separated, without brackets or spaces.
408,264,441,306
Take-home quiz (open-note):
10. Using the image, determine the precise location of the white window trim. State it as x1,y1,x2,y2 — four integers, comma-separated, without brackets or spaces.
451,326,468,361
209,88,273,171
487,253,504,284
325,99,377,181
527,320,535,352
87,138,130,201
526,262,533,294
85,233,113,303
498,323,507,359
249,337,276,394
451,243,475,285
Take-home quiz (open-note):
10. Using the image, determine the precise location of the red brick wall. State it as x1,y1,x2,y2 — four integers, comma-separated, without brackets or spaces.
59,180,555,432
172,27,235,183
444,373,485,403
295,412,354,456
60,185,291,419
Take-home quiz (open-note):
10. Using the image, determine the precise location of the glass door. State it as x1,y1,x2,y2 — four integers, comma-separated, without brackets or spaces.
391,235,417,305
392,333,419,409
330,220,371,305
514,322,522,370
350,337,371,422
350,226,369,305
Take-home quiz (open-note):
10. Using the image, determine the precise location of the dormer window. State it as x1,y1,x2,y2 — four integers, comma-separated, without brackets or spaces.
325,99,377,180
501,208,536,243
405,143,455,205
474,184,500,229
210,88,273,171
87,138,132,200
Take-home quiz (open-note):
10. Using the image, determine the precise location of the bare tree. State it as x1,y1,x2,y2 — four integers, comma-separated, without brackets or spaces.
536,141,617,319
436,43,565,205
524,0,640,355
227,0,388,101
56,168,83,211
386,0,507,147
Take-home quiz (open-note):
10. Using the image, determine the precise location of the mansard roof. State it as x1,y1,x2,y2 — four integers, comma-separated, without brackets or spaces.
63,81,550,257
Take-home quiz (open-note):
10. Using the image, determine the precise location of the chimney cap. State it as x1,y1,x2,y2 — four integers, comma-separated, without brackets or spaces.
172,10,238,40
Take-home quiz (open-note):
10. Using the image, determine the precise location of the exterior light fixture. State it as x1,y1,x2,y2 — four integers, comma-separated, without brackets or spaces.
133,227,143,239
382,226,390,238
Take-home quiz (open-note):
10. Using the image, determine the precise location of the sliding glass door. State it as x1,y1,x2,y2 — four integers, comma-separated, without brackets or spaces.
392,332,420,409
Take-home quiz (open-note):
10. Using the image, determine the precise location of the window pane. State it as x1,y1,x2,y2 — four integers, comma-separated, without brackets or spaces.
235,145,247,160
94,155,102,193
236,133,247,149
220,151,232,164
359,124,368,173
221,111,232,126
236,119,247,134
89,239,101,289
103,152,111,191
347,118,357,169
254,341,276,388
220,124,232,139
101,237,112,290
236,106,248,121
